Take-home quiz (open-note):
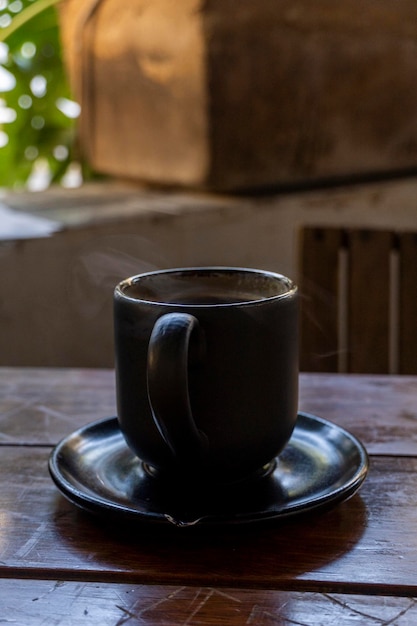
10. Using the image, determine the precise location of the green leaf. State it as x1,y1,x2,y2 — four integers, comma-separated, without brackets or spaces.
0,0,61,43
0,0,90,189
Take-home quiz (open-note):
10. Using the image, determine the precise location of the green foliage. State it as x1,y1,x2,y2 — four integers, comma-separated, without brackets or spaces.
0,0,81,189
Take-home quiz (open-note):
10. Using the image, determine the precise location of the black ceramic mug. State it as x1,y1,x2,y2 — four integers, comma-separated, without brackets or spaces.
114,267,299,484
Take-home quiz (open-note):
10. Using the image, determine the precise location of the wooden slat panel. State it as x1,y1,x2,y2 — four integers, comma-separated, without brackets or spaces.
399,233,417,374
299,227,341,372
348,229,392,373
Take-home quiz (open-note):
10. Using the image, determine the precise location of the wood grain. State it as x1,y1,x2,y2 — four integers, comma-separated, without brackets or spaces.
1,368,417,455
299,227,341,372
2,367,417,622
59,0,417,190
0,446,416,595
347,229,392,373
1,580,416,625
0,367,116,445
399,233,417,374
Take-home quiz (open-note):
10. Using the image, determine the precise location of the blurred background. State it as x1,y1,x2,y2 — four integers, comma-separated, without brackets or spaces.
0,0,84,191
1,1,417,374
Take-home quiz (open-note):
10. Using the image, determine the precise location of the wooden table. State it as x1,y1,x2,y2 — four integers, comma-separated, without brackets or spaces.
1,368,417,624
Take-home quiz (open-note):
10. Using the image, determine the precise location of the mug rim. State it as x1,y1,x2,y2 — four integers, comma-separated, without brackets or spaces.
114,266,297,307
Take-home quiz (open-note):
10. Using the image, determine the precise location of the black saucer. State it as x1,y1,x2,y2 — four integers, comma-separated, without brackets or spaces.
48,412,368,527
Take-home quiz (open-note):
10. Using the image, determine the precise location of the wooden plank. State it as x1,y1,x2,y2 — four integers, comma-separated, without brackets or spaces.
298,372,417,456
1,446,417,594
0,580,416,626
299,227,341,372
348,229,392,373
0,367,116,445
4,368,417,455
399,233,417,374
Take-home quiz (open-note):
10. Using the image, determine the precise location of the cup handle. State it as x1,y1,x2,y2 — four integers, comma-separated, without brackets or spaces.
147,312,208,465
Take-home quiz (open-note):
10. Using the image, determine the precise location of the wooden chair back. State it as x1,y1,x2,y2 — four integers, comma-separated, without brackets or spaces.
299,227,417,373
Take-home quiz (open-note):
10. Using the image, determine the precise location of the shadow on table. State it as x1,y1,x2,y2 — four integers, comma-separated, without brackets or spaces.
52,492,367,588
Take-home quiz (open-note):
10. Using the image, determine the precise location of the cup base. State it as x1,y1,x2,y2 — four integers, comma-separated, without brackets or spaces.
141,459,277,489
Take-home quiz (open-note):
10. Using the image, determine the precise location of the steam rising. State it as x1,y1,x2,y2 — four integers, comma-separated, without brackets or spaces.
68,235,167,318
